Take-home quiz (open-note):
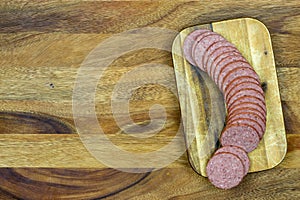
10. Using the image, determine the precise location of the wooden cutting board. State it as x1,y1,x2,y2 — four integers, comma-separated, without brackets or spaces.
172,18,287,176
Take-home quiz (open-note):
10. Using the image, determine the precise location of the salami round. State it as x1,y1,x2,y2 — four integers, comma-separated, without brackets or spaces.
214,146,250,176
210,53,241,80
226,88,265,108
216,61,253,89
228,99,267,120
228,105,266,123
225,77,262,100
226,81,264,100
207,45,239,78
206,153,245,189
228,107,266,123
191,31,217,64
226,118,264,139
202,35,226,71
227,113,266,138
193,34,225,71
202,40,230,72
220,124,260,152
221,67,260,92
183,29,210,66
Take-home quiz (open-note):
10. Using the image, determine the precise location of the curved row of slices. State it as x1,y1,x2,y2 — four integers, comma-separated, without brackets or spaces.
183,29,267,189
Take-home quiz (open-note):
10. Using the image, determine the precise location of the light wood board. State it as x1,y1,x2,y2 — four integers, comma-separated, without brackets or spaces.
172,18,287,176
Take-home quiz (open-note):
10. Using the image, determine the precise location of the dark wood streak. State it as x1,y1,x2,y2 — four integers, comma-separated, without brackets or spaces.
261,82,267,92
0,1,170,34
193,5,300,30
144,3,183,26
0,1,77,33
103,168,300,200
1,2,297,35
193,66,212,129
193,64,226,142
0,188,18,200
281,101,298,135
97,172,150,200
0,111,75,134
0,168,150,200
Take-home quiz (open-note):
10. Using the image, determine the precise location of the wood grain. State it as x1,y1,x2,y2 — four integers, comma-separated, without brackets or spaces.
0,111,75,134
0,134,189,168
0,0,299,199
0,164,299,200
0,132,299,199
0,168,150,200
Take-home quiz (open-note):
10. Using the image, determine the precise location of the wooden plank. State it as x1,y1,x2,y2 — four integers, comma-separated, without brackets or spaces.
0,32,299,135
172,18,287,176
105,168,300,200
0,1,299,69
0,133,297,168
0,133,298,198
0,134,188,168
0,32,297,167
0,111,75,134
280,134,300,169
0,168,150,200
0,32,297,166
0,167,299,200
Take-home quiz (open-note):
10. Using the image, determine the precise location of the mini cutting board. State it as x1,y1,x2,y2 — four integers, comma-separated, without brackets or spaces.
172,18,287,176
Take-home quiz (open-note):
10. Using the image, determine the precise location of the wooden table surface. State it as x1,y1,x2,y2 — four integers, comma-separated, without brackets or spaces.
0,1,299,199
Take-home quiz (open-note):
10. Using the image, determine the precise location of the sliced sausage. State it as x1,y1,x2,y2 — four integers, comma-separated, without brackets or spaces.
224,77,262,100
191,31,217,64
227,113,266,138
210,52,241,81
202,40,231,72
193,34,225,71
206,153,245,189
228,98,267,117
183,29,210,66
227,90,265,109
201,35,228,71
214,146,250,176
228,107,266,124
207,45,239,78
216,61,253,89
221,67,261,92
228,105,266,121
183,29,268,189
225,82,264,101
227,117,264,139
220,124,260,152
